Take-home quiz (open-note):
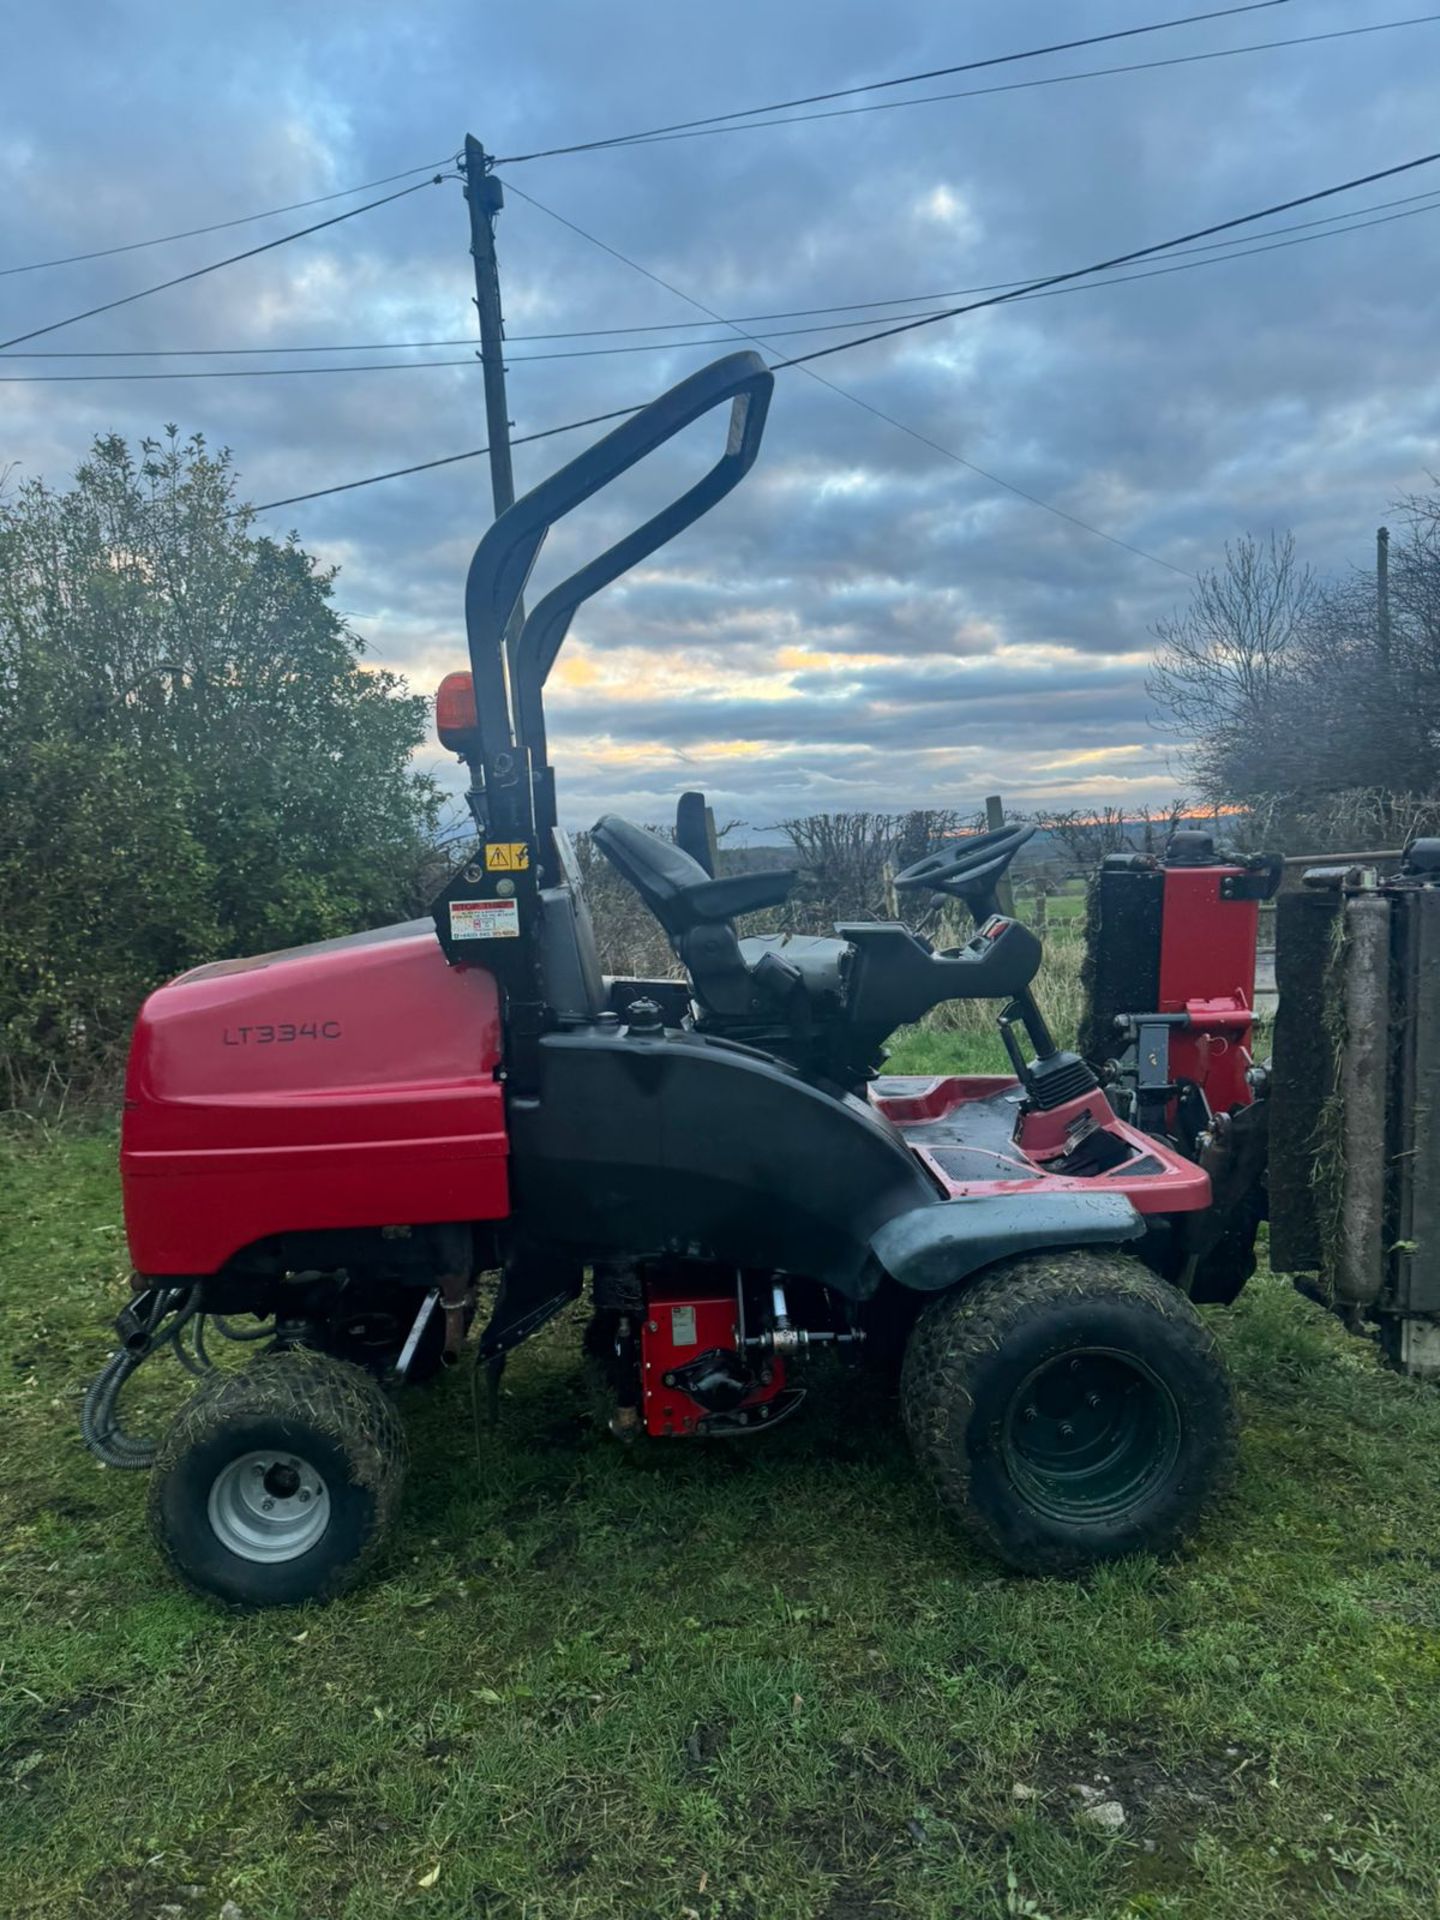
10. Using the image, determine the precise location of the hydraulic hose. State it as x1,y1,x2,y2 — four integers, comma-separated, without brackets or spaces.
81,1346,161,1468
207,1313,273,1342
80,1288,205,1469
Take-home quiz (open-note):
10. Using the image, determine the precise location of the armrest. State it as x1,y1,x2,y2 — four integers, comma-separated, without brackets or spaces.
687,869,797,924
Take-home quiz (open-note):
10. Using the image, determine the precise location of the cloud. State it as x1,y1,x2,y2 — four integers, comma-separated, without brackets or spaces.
4,0,1438,833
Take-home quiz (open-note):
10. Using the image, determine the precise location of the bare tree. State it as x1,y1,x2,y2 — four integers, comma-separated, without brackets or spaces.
778,809,972,931
1134,800,1189,854
1144,489,1440,848
1148,532,1317,801
1032,806,1135,872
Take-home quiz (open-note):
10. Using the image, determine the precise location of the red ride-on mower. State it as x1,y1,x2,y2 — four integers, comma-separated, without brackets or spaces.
86,353,1239,1608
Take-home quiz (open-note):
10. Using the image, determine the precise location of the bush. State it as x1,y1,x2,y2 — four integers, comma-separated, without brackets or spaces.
0,431,439,1100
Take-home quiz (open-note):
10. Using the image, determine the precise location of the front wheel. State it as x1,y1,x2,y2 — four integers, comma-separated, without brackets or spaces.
901,1250,1236,1574
148,1349,407,1608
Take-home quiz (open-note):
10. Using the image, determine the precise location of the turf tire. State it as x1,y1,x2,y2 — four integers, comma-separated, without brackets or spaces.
901,1249,1236,1574
148,1348,407,1609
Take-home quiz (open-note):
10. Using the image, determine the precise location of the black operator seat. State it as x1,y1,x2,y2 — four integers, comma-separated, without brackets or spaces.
592,814,831,1019
671,791,849,1008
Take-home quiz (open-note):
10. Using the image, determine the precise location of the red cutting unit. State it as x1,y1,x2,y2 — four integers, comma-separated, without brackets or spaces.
1084,831,1280,1137
640,1280,791,1437
1155,860,1265,1117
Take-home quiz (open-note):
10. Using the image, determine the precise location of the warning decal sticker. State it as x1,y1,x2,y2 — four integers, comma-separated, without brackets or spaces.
450,898,521,940
484,842,530,872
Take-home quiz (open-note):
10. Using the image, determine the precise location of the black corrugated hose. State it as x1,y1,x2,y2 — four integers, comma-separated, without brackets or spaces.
80,1290,274,1468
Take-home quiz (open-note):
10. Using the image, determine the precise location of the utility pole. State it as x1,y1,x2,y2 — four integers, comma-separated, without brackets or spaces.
1376,525,1392,669
463,135,518,522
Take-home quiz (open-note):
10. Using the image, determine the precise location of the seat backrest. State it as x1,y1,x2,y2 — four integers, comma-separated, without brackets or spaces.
674,790,716,874
591,813,796,936
589,815,713,938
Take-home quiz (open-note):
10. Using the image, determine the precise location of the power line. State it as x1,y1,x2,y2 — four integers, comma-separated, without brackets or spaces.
243,406,642,515
0,358,479,383
0,156,459,280
502,179,1194,577
12,183,1440,361
10,194,1440,383
592,16,1440,154
501,182,1440,329
496,150,1440,557
0,328,933,382
0,175,448,354
771,146,1440,371
236,149,1440,541
495,13,1440,160
957,193,1440,304
493,0,1290,162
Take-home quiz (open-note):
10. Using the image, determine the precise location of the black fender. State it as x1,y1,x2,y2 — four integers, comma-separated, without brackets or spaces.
507,1026,938,1297
870,1192,1144,1293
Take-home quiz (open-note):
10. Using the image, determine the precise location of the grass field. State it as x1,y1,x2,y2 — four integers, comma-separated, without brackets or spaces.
4,1074,1440,1919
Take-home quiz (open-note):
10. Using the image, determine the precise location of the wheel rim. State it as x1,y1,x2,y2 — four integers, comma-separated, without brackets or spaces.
207,1450,331,1563
1000,1348,1180,1523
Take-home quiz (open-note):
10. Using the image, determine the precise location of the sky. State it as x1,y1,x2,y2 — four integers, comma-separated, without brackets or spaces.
4,0,1439,836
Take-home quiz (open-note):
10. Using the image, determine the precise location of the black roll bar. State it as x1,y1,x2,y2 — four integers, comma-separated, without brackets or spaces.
462,351,773,840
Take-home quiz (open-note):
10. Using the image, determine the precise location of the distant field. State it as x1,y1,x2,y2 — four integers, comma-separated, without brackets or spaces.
4,1122,1439,1919
1034,890,1087,922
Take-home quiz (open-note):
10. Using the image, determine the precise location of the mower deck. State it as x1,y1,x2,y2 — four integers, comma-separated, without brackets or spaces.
872,1075,1211,1214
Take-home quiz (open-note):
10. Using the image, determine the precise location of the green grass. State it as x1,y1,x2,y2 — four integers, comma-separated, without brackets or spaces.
4,1115,1440,1920
885,1027,1014,1075
1020,888,1088,926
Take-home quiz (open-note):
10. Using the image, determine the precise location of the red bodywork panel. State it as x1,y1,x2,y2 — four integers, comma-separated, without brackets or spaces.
872,1075,1211,1214
1157,866,1259,1114
640,1282,789,1437
122,923,509,1276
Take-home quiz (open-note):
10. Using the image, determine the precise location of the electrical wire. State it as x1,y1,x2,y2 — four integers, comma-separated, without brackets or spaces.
0,175,448,353
8,192,1440,378
0,155,459,279
0,359,486,383
500,153,1440,567
239,148,1440,546
493,0,1291,162
503,180,1193,577
494,13,1440,160
242,406,643,514
769,146,1440,370
11,183,1440,361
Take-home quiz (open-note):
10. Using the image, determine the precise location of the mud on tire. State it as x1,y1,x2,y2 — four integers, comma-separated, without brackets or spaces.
901,1249,1237,1575
148,1348,408,1609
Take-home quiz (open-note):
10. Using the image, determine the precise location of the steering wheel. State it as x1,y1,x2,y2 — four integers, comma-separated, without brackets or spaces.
893,822,1036,919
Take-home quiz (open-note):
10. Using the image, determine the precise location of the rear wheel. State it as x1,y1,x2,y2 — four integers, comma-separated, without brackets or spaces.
902,1250,1236,1574
148,1349,407,1608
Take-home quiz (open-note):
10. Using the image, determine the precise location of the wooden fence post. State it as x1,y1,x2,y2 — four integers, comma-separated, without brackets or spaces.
985,794,1017,917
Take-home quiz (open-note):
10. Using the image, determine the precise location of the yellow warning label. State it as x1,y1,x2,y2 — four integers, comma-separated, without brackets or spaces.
484,841,530,872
